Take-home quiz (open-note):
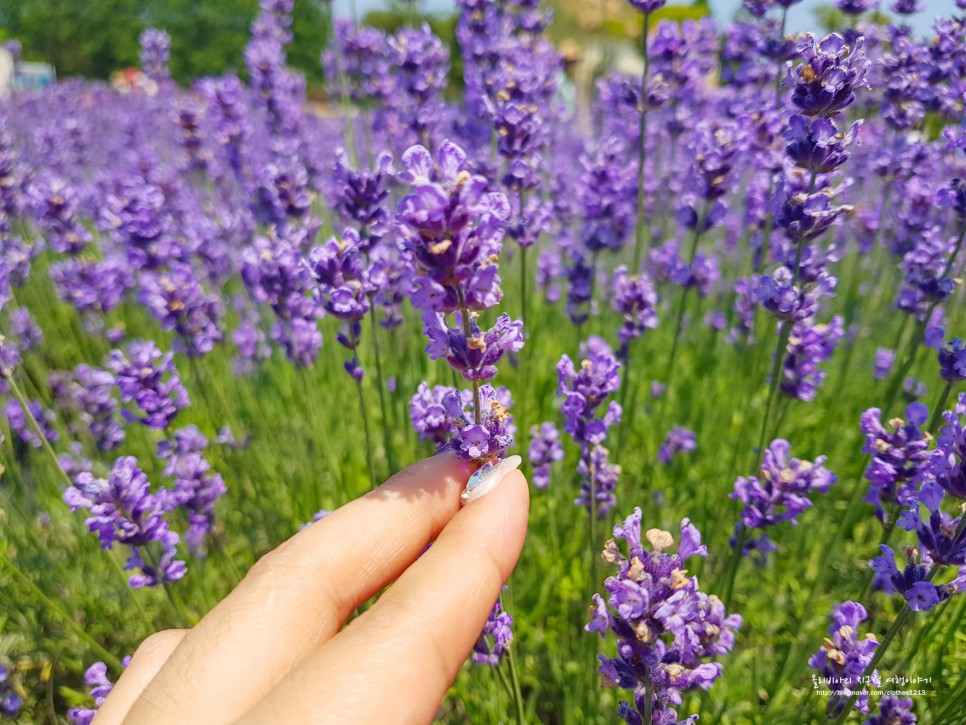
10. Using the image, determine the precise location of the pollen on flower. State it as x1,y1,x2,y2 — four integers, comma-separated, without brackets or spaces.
646,528,674,552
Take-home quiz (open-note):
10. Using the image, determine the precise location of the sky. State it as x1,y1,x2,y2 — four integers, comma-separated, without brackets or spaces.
331,0,959,35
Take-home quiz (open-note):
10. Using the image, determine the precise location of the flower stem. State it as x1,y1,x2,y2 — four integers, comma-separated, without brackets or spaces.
631,11,651,273
354,374,377,490
368,305,398,476
500,591,527,725
456,287,482,426
928,382,953,434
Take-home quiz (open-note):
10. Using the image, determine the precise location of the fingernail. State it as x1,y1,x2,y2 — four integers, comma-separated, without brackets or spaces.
461,455,522,505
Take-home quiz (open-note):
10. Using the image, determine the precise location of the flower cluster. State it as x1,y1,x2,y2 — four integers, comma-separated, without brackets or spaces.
108,341,190,430
612,266,659,359
860,403,933,523
587,508,741,725
67,660,128,725
527,422,564,489
473,597,514,666
63,456,187,588
658,427,696,465
808,601,879,716
731,439,837,558
557,338,622,516
779,316,845,401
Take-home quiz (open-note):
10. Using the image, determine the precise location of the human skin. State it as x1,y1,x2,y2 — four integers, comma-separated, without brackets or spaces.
96,451,530,724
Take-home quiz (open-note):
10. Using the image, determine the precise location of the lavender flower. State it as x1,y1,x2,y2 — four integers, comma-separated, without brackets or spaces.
332,150,393,253
422,310,523,382
873,348,895,380
808,601,879,716
864,695,916,725
443,384,514,461
140,28,171,81
931,394,966,500
898,482,966,567
395,141,510,314
780,316,845,402
138,264,224,356
0,664,21,718
731,439,836,556
108,341,189,430
63,456,187,588
784,115,861,174
658,427,697,465
861,403,932,522
587,508,740,725
788,33,870,117
612,266,659,358
557,341,622,450
409,382,465,447
937,338,966,383
5,399,58,448
67,659,129,725
871,545,961,612
528,422,564,489
472,597,514,666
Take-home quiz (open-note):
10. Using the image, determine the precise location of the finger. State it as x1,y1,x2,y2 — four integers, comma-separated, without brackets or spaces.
94,629,187,724
237,468,529,725
124,452,476,724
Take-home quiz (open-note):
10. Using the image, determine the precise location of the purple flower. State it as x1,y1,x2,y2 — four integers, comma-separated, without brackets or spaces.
63,456,187,588
898,482,966,567
443,384,515,462
395,141,510,313
754,267,836,322
864,695,916,725
575,444,620,518
50,256,134,316
890,0,922,13
873,348,895,380
784,115,860,174
658,427,696,465
587,508,740,725
938,338,966,383
309,228,372,321
557,340,622,451
731,439,836,556
5,398,58,448
138,263,224,356
67,658,131,725
26,173,92,253
409,382,466,447
422,310,523,382
625,0,667,12
931,395,966,500
861,403,932,522
472,596,514,666
108,340,190,430
0,663,21,718
808,601,879,716
140,28,171,81
332,149,393,253
528,422,564,489
780,316,845,402
771,183,854,241
871,545,960,612
54,364,125,451
612,266,659,356
836,0,875,14
789,33,870,117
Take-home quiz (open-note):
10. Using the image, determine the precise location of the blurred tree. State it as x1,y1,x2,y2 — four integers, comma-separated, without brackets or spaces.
812,3,891,33
0,0,330,86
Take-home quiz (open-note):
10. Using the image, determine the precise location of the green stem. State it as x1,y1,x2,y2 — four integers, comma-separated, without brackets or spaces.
368,304,397,476
501,591,527,725
355,375,377,490
928,382,953,433
631,11,651,272
456,287,482,426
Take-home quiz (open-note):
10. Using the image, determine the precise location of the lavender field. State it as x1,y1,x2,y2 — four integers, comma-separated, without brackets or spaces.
1,0,966,722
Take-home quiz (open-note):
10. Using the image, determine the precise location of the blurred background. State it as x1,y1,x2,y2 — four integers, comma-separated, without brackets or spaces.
0,0,958,93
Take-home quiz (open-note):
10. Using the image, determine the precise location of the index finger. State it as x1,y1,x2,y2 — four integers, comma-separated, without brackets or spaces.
236,467,530,724
123,451,476,724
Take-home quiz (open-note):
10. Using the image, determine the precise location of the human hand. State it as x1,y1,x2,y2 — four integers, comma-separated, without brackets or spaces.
94,451,529,724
